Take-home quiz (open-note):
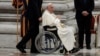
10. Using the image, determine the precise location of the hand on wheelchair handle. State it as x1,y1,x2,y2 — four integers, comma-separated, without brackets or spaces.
39,17,42,22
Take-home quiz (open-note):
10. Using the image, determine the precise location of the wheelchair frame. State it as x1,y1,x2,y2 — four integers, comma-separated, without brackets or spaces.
35,27,62,54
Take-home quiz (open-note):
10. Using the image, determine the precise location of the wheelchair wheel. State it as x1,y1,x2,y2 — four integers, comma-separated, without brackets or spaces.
35,31,61,54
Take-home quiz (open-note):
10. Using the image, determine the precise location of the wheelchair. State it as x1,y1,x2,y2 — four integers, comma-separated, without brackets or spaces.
35,26,62,54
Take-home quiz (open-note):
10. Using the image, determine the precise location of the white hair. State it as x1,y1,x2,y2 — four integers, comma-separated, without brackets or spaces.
47,3,53,8
47,3,53,6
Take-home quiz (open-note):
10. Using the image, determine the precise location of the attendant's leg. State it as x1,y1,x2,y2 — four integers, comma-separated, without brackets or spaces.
25,19,29,34
16,25,31,53
17,20,34,47
84,16,92,49
76,16,85,49
24,0,40,53
20,17,24,37
16,19,38,53
30,21,39,53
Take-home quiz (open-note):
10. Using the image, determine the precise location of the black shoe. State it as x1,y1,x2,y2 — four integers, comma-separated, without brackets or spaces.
60,46,66,53
65,49,68,54
79,47,83,49
23,45,26,49
71,48,80,53
16,45,26,53
60,49,64,53
31,50,40,53
86,46,91,50
31,51,40,53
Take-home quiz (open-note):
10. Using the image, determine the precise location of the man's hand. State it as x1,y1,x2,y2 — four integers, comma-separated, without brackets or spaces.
82,11,89,16
38,17,42,22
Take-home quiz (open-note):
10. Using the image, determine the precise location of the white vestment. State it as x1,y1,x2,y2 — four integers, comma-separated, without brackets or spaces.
42,10,75,51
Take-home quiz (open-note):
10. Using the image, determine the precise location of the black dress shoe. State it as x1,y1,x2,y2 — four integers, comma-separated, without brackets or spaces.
60,46,66,53
31,51,40,53
64,49,68,54
31,52,40,54
60,49,64,53
16,45,26,53
86,46,91,50
23,45,26,49
31,50,40,53
79,47,83,49
71,48,80,53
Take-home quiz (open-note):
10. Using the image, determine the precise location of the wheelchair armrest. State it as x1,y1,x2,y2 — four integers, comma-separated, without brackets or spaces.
43,26,57,31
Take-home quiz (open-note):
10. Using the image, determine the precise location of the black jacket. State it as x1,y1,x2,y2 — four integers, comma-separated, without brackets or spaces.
74,0,94,13
23,0,43,20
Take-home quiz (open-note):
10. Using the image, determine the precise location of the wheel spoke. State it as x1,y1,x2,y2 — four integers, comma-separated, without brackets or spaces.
35,31,61,54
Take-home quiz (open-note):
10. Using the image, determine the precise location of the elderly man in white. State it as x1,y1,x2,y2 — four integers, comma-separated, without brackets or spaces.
42,3,78,54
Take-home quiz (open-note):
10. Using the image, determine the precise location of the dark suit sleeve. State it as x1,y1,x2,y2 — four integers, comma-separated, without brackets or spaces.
74,0,84,12
87,0,94,13
25,0,40,19
38,0,43,17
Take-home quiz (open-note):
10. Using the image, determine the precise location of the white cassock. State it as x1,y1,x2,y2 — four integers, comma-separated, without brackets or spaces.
42,10,75,51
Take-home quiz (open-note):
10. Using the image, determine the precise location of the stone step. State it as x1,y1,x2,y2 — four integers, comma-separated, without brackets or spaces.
0,34,21,48
0,14,20,22
0,19,67,35
1,11,100,34
0,2,22,14
0,1,67,14
0,13,67,21
0,22,20,34
1,1,99,14
0,16,19,22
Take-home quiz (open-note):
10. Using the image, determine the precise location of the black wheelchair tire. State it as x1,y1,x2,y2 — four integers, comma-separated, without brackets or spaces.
35,31,61,54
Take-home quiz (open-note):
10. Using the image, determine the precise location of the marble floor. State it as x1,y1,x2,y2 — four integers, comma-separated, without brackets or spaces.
0,48,100,56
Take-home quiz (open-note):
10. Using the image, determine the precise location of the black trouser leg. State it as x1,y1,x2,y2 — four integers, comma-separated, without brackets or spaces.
17,30,31,48
84,16,92,48
76,17,85,48
30,23,39,53
76,14,86,48
17,19,39,53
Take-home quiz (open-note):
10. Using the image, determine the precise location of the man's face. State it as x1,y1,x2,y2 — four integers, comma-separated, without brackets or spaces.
48,5,54,13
